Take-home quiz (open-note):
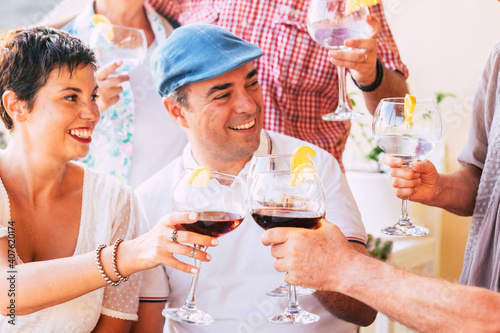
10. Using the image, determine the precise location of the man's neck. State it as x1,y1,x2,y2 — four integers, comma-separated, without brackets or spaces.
190,152,251,176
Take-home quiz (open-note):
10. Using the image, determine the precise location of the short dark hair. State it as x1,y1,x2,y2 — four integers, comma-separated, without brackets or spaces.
0,26,97,130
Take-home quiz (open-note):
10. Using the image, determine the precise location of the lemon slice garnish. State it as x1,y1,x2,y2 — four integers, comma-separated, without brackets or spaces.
91,14,114,41
404,94,417,125
91,14,112,26
345,0,379,14
289,163,318,187
187,166,210,186
290,146,316,170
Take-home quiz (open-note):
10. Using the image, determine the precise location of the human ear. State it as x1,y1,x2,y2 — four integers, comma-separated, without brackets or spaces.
2,90,27,123
163,97,189,129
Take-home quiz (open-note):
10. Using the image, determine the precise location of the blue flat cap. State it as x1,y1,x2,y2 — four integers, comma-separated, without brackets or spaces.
151,24,263,97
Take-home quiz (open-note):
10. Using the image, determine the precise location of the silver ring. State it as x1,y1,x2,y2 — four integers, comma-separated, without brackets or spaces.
189,248,197,258
171,230,178,243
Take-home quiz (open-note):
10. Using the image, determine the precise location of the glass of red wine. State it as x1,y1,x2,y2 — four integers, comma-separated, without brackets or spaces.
248,154,326,324
163,169,246,325
247,154,317,298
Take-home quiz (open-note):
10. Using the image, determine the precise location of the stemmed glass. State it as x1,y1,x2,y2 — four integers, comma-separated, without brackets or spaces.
307,0,371,121
89,23,147,135
248,154,326,324
163,169,247,325
247,155,316,298
372,98,442,236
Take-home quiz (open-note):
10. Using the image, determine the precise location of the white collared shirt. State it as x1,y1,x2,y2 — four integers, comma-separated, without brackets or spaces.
136,130,366,333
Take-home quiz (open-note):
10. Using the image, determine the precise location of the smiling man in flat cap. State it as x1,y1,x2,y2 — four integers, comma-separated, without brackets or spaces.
132,23,375,333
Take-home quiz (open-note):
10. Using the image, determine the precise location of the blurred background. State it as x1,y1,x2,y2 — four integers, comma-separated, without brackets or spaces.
1,0,500,324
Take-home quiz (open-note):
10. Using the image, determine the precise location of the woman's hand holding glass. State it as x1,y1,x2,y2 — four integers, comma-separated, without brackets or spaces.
94,60,130,114
123,212,217,275
89,23,147,135
163,169,246,325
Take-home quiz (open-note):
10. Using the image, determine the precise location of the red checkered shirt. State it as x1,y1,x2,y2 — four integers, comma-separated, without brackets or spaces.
148,0,408,169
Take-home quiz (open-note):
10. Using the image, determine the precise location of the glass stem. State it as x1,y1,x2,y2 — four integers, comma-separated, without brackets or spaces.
399,198,410,225
337,66,348,108
286,284,302,314
183,245,206,310
399,161,412,226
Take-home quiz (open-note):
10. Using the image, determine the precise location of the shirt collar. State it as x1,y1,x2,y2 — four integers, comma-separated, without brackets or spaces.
181,130,272,177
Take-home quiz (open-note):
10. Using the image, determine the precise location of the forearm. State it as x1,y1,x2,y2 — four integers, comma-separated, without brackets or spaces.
336,253,500,332
1,250,109,315
314,290,376,326
431,165,481,216
0,243,141,315
362,67,409,114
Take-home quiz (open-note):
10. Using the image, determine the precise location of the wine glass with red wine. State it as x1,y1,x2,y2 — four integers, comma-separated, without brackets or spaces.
163,169,247,325
247,154,317,298
248,154,326,324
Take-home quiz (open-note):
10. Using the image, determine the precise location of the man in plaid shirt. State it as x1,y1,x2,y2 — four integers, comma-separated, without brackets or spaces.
147,0,409,170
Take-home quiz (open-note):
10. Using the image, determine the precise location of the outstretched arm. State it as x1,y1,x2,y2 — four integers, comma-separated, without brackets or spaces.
0,213,217,316
263,222,500,332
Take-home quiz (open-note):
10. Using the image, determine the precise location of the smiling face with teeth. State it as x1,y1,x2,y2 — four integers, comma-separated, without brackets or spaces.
165,63,264,174
11,65,100,162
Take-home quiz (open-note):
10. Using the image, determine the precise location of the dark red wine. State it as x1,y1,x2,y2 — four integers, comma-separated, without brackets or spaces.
251,208,321,230
180,211,243,238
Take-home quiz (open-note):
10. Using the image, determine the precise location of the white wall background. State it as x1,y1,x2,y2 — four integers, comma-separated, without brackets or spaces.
388,0,500,162
382,0,500,279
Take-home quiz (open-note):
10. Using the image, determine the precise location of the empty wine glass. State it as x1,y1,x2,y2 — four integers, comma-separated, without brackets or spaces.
372,97,442,236
248,154,326,324
307,0,371,121
89,23,147,134
163,169,247,325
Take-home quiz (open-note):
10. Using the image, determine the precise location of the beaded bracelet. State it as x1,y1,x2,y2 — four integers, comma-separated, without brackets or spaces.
352,58,384,92
112,238,129,282
95,244,121,287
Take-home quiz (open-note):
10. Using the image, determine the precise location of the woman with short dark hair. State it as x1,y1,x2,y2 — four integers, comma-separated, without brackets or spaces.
0,26,215,332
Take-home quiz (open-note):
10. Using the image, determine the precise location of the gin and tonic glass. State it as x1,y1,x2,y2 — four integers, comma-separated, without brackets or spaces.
307,0,371,121
372,98,442,236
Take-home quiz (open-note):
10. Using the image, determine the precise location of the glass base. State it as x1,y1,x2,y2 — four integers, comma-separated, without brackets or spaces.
381,223,429,237
269,309,320,325
267,285,316,297
163,306,214,325
322,108,364,121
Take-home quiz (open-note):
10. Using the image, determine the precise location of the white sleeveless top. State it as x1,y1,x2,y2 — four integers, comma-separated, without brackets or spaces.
0,166,141,332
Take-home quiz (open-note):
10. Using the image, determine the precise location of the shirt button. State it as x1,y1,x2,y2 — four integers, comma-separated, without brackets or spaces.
241,20,247,28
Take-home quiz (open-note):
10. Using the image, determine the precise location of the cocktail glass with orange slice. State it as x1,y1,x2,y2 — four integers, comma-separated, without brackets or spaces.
164,167,247,325
372,95,442,236
248,149,326,324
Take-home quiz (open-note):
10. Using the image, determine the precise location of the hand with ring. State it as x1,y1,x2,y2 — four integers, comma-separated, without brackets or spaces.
327,14,381,87
122,212,218,274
